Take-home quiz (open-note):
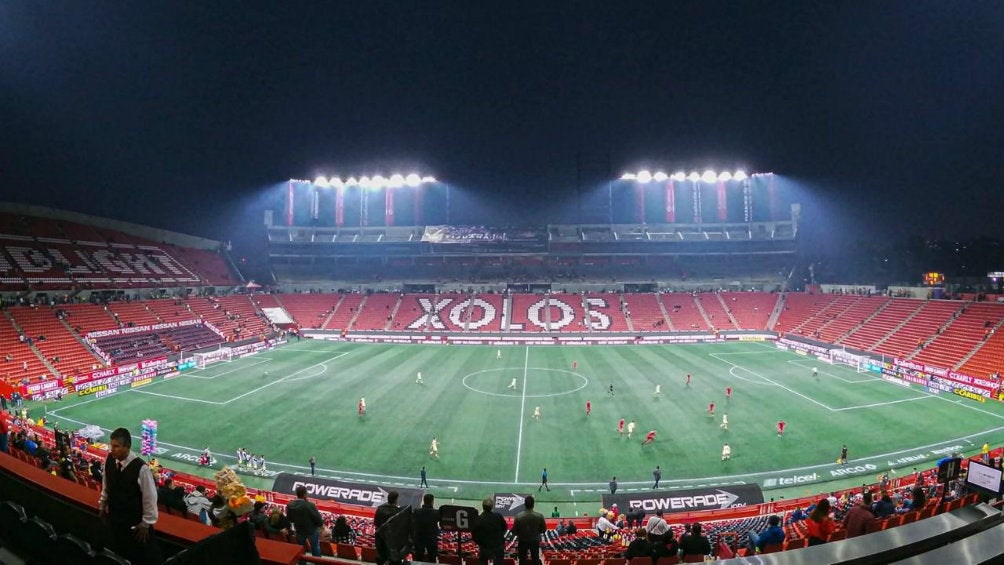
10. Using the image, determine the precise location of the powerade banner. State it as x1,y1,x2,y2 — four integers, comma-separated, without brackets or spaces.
271,473,424,508
492,493,533,517
602,484,764,515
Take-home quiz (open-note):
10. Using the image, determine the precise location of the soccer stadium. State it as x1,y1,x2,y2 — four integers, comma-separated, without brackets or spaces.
2,171,1003,564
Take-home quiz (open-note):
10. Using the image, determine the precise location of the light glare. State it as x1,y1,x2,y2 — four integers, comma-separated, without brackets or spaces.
653,172,669,182
620,173,636,181
313,176,329,188
405,173,422,187
637,170,653,183
701,170,717,183
718,172,732,182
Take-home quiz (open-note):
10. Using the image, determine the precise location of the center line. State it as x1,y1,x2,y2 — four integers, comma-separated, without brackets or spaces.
514,346,530,483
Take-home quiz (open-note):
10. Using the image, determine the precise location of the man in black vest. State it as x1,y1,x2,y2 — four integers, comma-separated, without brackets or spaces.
98,427,162,565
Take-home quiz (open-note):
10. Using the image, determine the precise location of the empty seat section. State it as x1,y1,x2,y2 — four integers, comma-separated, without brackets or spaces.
719,292,779,330
324,294,365,331
622,294,667,331
817,296,888,343
914,302,1004,370
468,294,504,332
351,294,400,331
277,293,340,329
508,294,548,332
7,306,100,376
875,301,960,359
664,294,711,331
841,299,925,351
696,293,738,330
549,293,588,332
774,293,841,335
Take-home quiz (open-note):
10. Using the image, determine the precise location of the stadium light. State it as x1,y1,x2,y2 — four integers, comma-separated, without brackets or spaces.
371,175,387,189
313,176,329,188
717,172,732,182
330,177,344,188
620,173,637,181
701,170,717,183
688,172,701,182
404,173,421,187
637,170,653,183
345,177,359,186
359,176,372,188
653,171,669,182
388,174,405,188
421,176,437,184
733,170,748,181
671,172,686,182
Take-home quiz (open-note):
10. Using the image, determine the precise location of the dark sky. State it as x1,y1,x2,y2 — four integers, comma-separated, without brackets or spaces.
2,1,1002,249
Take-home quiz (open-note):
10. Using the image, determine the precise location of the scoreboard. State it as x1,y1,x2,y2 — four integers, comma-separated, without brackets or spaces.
923,272,945,286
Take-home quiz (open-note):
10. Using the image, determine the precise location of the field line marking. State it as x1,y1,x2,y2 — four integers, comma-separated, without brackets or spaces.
130,390,224,404
831,396,935,411
784,360,880,384
710,353,835,411
184,358,271,380
514,346,529,483
221,352,349,405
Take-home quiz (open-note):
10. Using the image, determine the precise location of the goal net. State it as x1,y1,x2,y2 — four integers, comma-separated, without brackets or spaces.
193,347,233,369
831,349,871,373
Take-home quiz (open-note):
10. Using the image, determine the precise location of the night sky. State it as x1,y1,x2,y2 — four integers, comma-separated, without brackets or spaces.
2,1,1002,252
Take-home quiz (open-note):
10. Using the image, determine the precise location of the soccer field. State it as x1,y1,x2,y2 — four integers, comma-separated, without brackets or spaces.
44,340,1004,502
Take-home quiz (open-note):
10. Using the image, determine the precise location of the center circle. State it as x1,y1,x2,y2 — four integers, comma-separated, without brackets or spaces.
461,367,588,397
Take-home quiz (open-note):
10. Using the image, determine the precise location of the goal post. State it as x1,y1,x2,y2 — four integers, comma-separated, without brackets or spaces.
831,348,872,373
193,347,233,369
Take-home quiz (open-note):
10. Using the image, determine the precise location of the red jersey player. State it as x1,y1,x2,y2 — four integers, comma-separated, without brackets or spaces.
618,418,625,435
586,400,591,416
708,402,715,417
358,397,366,417
642,430,657,445
777,420,786,437
686,373,691,386
572,360,578,370
726,386,732,399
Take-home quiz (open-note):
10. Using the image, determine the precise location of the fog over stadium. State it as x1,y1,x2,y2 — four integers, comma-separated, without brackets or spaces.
2,2,1001,260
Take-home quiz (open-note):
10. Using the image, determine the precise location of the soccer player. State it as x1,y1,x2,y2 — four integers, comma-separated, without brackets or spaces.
429,437,439,459
497,349,502,359
416,371,424,384
686,373,691,386
722,443,731,461
572,360,578,370
358,397,366,417
259,454,267,476
618,418,625,436
627,419,636,438
812,367,818,379
642,430,657,446
839,444,848,465
508,377,518,390
720,414,728,431
585,400,591,416
654,384,662,397
708,402,715,417
777,420,786,437
533,406,541,421
726,386,732,400
608,384,615,396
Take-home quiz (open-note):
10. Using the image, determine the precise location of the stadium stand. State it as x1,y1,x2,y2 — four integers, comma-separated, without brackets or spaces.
912,302,1004,370
274,292,343,330
621,294,667,332
584,292,629,331
814,295,889,343
6,306,100,377
961,322,1004,379
324,293,365,331
697,292,739,330
773,293,841,336
664,293,712,331
873,300,961,359
718,292,779,330
839,298,926,352
351,293,401,331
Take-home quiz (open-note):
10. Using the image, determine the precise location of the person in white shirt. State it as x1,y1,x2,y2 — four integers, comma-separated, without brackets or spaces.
98,427,162,564
722,443,732,461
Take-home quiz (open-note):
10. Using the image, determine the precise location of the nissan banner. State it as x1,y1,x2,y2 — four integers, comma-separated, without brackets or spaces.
271,473,424,508
602,484,764,515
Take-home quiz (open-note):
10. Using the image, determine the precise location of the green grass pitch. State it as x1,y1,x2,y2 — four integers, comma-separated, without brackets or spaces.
43,340,1004,504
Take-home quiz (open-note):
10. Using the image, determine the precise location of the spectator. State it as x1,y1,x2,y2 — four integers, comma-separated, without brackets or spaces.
157,478,186,514
843,491,875,538
413,493,440,563
872,492,895,518
288,485,325,562
184,485,213,525
622,528,651,559
374,490,413,565
806,499,835,546
595,513,617,541
656,529,679,560
678,522,711,559
747,514,785,553
513,495,547,565
331,515,355,544
472,497,507,565
248,501,269,531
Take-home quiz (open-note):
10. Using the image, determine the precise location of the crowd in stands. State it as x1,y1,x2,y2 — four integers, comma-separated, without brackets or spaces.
2,409,999,563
